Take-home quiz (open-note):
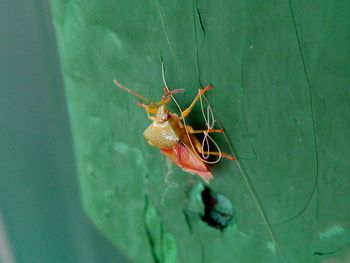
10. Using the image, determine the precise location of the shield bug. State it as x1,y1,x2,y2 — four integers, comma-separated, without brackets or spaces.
114,80,236,183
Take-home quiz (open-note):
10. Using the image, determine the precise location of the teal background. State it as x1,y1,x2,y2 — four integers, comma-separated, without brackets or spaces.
0,1,128,262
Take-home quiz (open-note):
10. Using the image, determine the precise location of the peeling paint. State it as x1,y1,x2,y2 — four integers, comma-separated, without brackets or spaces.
319,225,345,240
113,141,130,155
266,241,277,255
114,141,145,167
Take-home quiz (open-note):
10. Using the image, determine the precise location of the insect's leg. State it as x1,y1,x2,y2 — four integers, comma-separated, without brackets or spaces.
186,125,224,134
191,136,237,161
180,85,214,120
137,102,156,120
200,149,237,161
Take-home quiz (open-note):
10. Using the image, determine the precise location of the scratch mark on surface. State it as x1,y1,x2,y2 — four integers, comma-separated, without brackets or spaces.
240,53,245,93
239,50,258,160
288,0,319,220
286,87,296,101
193,0,204,87
155,0,182,81
200,242,206,263
196,8,206,35
183,211,193,233
314,247,341,256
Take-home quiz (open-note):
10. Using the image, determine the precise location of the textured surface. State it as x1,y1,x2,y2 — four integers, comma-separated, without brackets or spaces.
51,0,350,262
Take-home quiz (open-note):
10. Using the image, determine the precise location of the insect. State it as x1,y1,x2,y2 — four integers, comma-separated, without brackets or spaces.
114,80,236,183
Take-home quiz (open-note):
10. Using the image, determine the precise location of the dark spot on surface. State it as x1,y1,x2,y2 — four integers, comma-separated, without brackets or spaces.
185,183,235,230
201,186,234,230
313,247,341,256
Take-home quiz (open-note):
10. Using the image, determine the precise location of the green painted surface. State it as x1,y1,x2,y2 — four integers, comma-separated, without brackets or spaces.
51,0,350,262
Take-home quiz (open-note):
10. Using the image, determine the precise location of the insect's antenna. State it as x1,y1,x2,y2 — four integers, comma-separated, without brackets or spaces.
113,80,151,103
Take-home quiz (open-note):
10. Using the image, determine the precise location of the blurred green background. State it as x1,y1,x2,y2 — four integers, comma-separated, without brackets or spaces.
0,1,128,262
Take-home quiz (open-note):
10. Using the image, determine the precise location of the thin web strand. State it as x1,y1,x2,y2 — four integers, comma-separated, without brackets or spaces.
160,159,179,205
216,118,282,255
161,63,222,164
199,93,222,163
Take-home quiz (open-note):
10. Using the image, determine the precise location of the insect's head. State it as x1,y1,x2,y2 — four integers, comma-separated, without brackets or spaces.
155,105,170,123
